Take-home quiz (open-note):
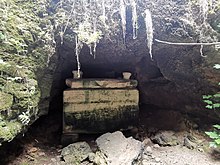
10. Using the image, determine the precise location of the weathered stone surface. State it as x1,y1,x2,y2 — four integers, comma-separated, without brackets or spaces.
63,88,139,133
95,131,143,165
64,102,138,113
137,49,220,117
183,134,202,150
61,142,93,165
150,131,179,146
63,89,139,104
65,78,138,89
0,0,56,144
183,137,197,150
63,105,139,133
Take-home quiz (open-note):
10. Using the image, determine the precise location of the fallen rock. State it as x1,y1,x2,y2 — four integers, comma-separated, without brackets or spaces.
183,136,197,149
93,151,108,165
145,146,153,154
61,142,93,165
95,131,143,165
153,144,160,148
27,147,38,153
142,137,153,147
151,131,179,146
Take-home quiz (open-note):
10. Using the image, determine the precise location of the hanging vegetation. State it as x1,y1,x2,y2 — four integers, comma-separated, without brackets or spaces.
54,0,220,69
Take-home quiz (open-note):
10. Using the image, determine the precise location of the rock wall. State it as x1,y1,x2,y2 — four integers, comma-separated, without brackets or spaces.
0,0,57,144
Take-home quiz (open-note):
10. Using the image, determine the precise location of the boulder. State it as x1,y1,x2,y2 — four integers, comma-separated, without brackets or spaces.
95,131,143,165
183,137,197,150
0,0,56,144
61,142,94,165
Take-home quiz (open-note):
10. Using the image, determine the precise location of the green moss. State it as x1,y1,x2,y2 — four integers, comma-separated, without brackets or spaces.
0,121,22,143
64,105,139,133
0,0,55,144
0,92,13,111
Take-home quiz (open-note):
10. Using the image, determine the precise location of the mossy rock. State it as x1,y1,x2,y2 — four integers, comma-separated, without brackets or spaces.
0,92,13,111
0,121,22,143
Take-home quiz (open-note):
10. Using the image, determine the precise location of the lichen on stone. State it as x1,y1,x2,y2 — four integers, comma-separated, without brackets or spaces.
0,0,55,144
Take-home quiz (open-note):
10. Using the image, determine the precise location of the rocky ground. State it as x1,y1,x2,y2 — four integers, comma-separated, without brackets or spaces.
0,105,220,165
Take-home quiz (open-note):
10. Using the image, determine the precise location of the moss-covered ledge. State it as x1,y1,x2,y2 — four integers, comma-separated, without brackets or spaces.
0,0,56,144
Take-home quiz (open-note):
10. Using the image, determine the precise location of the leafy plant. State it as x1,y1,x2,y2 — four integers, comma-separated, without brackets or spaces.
204,64,220,148
205,125,220,148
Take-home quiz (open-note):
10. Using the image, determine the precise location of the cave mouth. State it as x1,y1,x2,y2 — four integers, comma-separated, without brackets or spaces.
47,42,165,128
31,38,170,147
43,41,216,146
48,42,165,113
0,33,219,165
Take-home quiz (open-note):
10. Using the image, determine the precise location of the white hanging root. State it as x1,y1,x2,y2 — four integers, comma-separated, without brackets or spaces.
120,0,126,43
88,18,98,58
155,39,220,57
93,18,97,59
198,0,213,57
215,44,220,50
131,0,138,39
89,45,93,56
145,9,153,60
199,0,209,20
93,42,97,59
59,1,75,45
102,0,106,24
155,39,220,46
75,35,83,78
200,45,206,57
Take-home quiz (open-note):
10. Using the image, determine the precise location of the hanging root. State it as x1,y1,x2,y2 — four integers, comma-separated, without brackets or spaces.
200,45,207,57
155,39,220,57
144,9,153,60
199,0,209,21
155,39,220,46
120,0,126,43
131,0,138,39
75,35,83,78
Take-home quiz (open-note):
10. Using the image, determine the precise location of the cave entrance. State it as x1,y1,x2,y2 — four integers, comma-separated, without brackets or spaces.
49,45,140,143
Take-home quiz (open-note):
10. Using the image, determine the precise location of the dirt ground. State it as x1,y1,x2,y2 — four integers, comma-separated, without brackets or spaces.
1,105,220,165
142,145,220,165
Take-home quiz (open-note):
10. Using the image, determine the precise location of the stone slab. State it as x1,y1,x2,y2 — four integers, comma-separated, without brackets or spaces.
63,87,139,134
63,105,139,134
63,89,139,104
64,102,138,113
65,78,138,89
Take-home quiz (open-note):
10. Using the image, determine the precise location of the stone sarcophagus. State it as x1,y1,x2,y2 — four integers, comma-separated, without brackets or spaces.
63,78,139,137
